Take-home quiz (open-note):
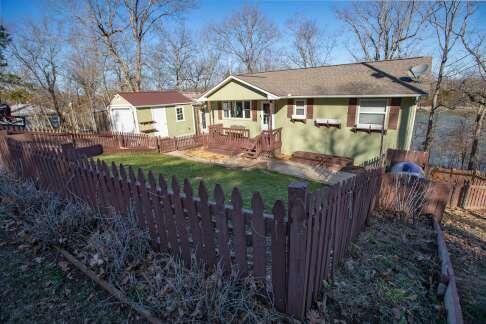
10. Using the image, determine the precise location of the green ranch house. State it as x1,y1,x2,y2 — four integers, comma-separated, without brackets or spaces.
199,56,431,164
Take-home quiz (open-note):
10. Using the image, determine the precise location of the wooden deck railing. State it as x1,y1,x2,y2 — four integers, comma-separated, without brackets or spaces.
253,128,282,155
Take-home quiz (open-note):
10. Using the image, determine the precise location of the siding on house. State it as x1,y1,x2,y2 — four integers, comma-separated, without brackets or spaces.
135,104,195,136
209,101,263,137
166,104,195,136
273,97,416,163
207,95,416,164
207,80,267,101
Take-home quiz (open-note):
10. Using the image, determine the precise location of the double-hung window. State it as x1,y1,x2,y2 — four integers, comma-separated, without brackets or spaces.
176,106,185,121
223,102,231,118
357,99,387,130
222,101,251,119
293,99,306,118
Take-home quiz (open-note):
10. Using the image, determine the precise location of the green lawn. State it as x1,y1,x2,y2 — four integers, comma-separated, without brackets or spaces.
99,152,322,210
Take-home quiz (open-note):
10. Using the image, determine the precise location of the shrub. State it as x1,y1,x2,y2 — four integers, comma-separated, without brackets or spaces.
136,256,284,323
87,208,150,278
0,171,97,246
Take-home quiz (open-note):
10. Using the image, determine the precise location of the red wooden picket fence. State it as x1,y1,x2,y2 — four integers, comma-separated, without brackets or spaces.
363,148,485,211
360,148,430,171
378,173,451,221
0,124,282,158
430,167,486,210
0,131,382,319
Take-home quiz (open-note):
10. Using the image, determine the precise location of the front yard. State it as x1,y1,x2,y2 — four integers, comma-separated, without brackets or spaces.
99,152,321,208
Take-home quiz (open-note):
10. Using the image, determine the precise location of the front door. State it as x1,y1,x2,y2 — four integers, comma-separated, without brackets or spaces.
200,109,207,133
261,102,274,131
151,107,169,137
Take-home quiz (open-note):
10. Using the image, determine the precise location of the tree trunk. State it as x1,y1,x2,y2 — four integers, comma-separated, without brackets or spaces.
135,39,142,91
423,44,449,151
467,106,485,170
49,88,66,127
422,107,436,152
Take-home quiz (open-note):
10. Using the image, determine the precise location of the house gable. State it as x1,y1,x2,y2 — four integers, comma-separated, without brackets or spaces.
206,79,268,101
110,94,132,107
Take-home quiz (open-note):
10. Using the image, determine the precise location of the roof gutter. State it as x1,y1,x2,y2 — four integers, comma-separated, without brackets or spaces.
285,93,428,99
111,101,195,108
198,93,428,102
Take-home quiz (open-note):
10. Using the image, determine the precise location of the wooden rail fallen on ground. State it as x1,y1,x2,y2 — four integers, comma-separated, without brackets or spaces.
432,219,464,324
55,247,163,324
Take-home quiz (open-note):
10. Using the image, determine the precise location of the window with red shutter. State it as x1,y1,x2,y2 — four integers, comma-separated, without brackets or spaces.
356,98,388,131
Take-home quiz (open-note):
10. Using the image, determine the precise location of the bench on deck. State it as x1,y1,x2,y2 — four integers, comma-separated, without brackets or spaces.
291,151,354,172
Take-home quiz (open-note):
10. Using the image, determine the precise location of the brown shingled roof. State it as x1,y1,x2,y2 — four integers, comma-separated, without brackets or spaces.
118,90,193,107
236,56,432,97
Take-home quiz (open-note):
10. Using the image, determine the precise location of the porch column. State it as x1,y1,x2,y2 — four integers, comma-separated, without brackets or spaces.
269,100,273,131
208,100,213,125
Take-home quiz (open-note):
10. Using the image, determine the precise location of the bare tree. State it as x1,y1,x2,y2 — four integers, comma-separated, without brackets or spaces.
161,24,193,89
82,0,193,91
456,9,485,170
336,1,427,61
287,18,332,68
210,5,279,73
460,79,485,170
10,19,67,125
187,47,222,91
422,1,473,152
67,37,104,131
453,33,484,171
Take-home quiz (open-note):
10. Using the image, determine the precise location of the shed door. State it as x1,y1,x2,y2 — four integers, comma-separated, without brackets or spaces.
112,108,135,133
151,107,168,137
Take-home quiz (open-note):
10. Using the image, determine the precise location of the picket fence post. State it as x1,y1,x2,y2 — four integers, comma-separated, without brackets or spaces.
286,181,310,320
460,181,470,209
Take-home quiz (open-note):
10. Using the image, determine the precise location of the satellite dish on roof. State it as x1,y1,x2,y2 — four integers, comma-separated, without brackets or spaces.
408,64,429,80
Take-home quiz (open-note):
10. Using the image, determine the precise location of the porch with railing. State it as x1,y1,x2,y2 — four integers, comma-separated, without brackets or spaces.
206,124,282,158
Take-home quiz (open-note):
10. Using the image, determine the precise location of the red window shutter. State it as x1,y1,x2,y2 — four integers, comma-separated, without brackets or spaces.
307,98,313,119
252,101,257,121
347,98,357,127
217,101,222,120
388,98,401,130
287,99,294,118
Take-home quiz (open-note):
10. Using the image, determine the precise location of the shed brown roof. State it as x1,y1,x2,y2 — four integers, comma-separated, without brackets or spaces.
118,90,193,107
236,56,432,97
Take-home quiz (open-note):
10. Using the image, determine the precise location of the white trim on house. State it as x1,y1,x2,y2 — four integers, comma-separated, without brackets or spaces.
150,107,169,137
108,105,139,133
293,98,307,117
286,94,425,98
260,101,275,130
356,98,389,131
221,100,252,120
198,76,279,101
175,106,185,122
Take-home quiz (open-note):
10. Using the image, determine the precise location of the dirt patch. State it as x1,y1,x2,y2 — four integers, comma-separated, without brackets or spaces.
441,208,486,323
182,147,233,161
0,218,133,322
314,211,443,323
